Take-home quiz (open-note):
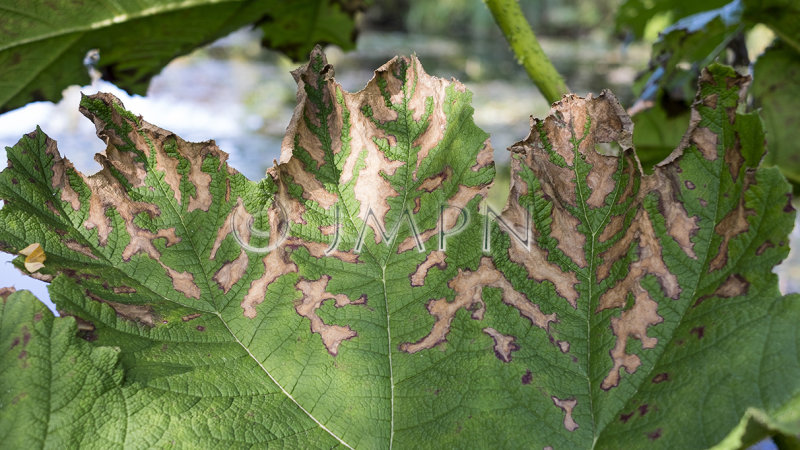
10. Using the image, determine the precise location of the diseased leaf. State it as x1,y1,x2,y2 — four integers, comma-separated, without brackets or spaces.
0,0,362,113
0,50,798,448
0,289,126,448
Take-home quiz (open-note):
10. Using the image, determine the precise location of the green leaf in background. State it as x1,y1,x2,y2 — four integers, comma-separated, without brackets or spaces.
0,0,362,113
753,43,800,190
0,51,798,447
630,103,691,172
743,0,800,53
712,406,800,449
615,0,730,39
634,0,745,106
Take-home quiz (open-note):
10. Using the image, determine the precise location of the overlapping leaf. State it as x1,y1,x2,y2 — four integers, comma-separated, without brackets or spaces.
0,0,362,112
1,50,798,448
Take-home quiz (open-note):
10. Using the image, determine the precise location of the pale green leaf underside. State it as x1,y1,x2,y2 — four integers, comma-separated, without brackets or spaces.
0,51,798,448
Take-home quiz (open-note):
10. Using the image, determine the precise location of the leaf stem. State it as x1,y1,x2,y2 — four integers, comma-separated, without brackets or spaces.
484,0,570,104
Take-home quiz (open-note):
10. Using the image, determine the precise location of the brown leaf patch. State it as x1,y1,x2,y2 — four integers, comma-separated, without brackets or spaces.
400,257,556,354
551,396,579,432
694,274,749,307
294,275,366,356
482,327,519,363
410,250,446,286
709,172,756,271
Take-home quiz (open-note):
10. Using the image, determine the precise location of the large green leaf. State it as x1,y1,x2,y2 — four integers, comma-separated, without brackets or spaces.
0,51,798,447
0,0,362,113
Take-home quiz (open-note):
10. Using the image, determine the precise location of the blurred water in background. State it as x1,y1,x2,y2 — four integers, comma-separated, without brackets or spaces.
0,25,797,311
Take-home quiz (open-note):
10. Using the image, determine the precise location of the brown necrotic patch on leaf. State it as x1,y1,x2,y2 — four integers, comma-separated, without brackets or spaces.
236,185,359,319
43,135,80,211
400,257,556,354
398,182,489,252
86,291,155,327
0,286,15,301
652,372,670,383
286,47,400,241
214,251,249,294
482,327,519,363
210,198,252,291
694,273,749,307
645,172,699,260
598,207,680,300
64,240,98,260
418,166,452,192
410,250,446,286
500,195,580,307
690,126,718,161
551,396,579,432
242,246,296,319
756,241,775,255
709,172,756,272
600,284,664,390
294,275,366,356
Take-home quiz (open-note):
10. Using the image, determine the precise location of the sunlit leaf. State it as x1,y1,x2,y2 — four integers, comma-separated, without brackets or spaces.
0,51,797,448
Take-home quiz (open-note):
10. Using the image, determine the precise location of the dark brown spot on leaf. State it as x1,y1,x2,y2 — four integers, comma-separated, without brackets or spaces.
196,326,205,332
690,326,705,339
652,373,669,383
647,428,662,440
522,369,532,385
756,241,774,255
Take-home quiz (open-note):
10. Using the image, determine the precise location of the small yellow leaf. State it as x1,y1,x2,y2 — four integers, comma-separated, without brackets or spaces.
19,243,46,273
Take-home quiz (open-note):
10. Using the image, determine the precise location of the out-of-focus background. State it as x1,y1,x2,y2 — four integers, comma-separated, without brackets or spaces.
1,0,797,313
